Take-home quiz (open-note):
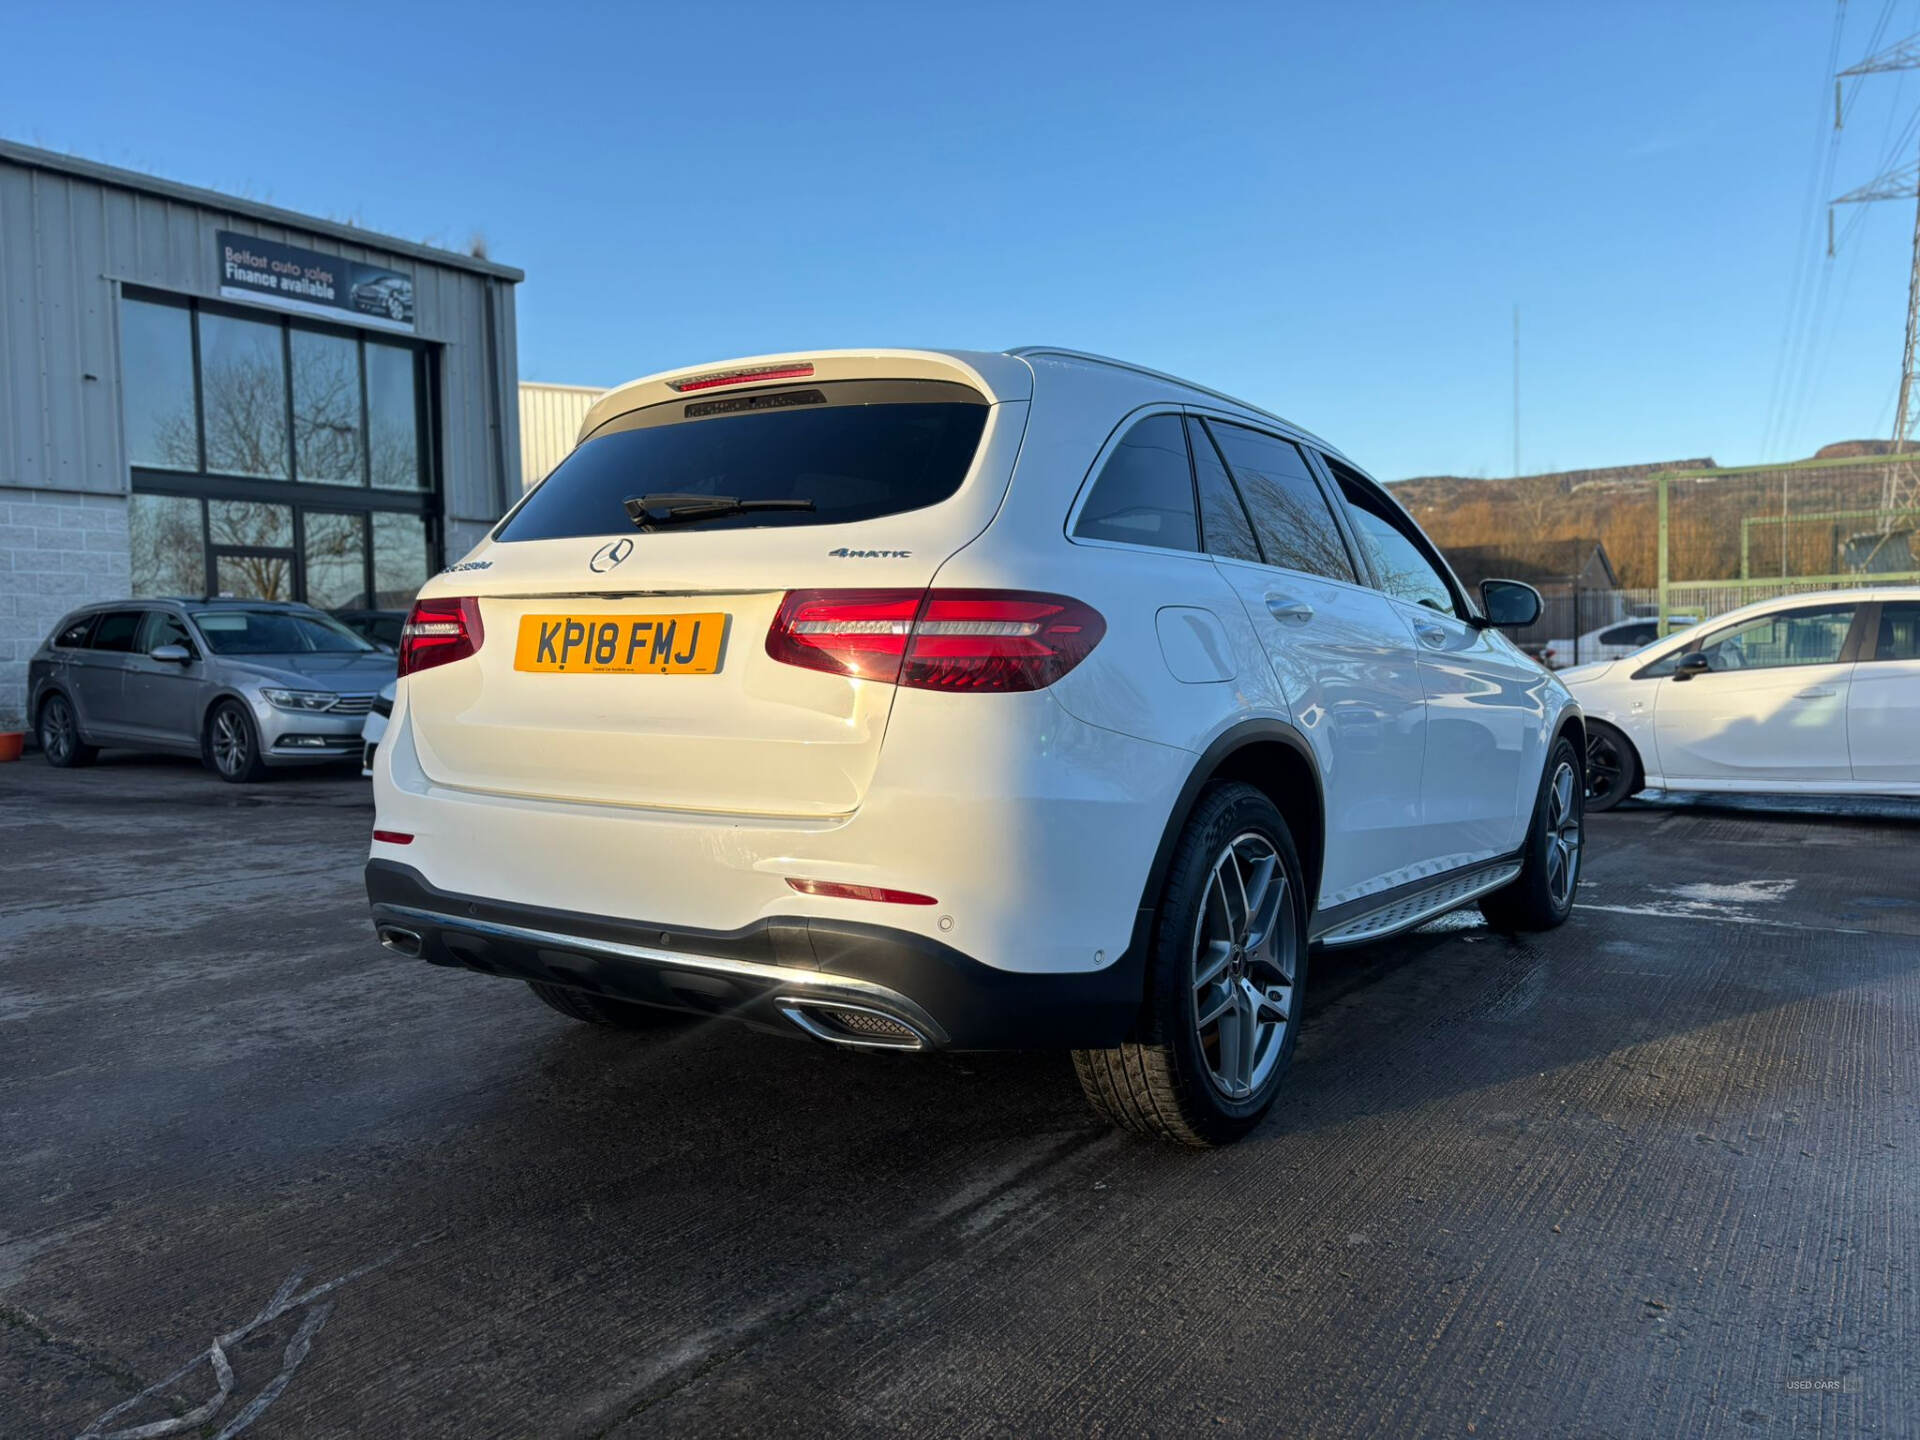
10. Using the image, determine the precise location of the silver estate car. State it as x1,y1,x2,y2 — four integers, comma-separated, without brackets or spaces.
27,599,396,783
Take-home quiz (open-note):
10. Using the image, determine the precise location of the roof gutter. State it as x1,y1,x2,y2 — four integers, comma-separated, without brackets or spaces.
0,138,524,283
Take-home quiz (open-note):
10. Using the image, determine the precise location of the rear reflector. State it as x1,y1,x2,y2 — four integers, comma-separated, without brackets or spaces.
787,877,938,906
372,829,414,845
766,589,1105,692
668,362,815,393
398,597,484,677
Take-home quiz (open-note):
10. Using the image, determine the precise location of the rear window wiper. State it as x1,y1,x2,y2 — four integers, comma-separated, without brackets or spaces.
622,493,815,531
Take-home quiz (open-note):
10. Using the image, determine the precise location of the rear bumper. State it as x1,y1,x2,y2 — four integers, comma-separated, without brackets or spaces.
366,860,1146,1051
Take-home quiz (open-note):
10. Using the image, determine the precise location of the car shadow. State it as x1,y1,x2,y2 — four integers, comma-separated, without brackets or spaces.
443,802,1919,1174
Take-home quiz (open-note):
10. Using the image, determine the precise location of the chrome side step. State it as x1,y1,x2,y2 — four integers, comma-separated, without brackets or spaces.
1315,862,1523,948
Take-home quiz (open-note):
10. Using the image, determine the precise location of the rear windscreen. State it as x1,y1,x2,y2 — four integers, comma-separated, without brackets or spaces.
497,379,989,542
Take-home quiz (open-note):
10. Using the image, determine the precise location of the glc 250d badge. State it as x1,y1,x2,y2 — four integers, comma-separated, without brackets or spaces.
829,547,913,559
442,560,492,574
590,538,635,572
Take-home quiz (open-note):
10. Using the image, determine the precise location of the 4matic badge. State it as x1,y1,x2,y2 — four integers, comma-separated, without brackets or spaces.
829,547,913,559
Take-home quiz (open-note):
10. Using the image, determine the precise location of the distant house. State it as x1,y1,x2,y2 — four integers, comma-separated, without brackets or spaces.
1444,538,1620,592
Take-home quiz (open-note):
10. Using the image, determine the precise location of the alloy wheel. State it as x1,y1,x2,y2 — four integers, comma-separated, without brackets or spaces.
1190,831,1298,1101
1585,732,1625,802
212,708,250,777
42,699,73,763
1545,761,1583,907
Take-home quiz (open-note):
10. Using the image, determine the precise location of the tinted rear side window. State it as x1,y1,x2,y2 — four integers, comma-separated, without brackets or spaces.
89,611,145,653
498,380,989,541
1186,418,1261,564
1875,601,1920,660
54,615,97,648
1204,421,1355,582
1073,414,1199,553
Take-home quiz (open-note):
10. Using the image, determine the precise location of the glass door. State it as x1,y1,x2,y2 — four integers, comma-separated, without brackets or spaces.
209,499,296,600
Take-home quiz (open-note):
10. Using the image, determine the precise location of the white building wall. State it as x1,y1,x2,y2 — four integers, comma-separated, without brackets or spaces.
519,382,605,491
0,492,130,730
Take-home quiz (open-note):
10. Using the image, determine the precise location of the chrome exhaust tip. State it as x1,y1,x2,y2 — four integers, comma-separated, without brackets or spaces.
378,925,424,958
776,998,929,1050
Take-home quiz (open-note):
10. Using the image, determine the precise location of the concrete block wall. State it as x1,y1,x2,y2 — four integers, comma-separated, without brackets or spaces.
0,491,130,731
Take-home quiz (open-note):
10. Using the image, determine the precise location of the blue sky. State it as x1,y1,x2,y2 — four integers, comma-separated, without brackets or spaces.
6,1,1918,480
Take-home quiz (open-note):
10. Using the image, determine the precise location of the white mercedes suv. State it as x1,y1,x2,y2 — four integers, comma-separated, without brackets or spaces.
368,348,1584,1146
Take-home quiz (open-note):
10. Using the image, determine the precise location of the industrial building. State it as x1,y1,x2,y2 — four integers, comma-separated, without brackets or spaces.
0,140,522,730
519,381,604,491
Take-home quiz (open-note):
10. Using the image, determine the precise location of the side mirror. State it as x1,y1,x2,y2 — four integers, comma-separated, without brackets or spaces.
149,644,193,664
1672,651,1711,681
1478,578,1543,629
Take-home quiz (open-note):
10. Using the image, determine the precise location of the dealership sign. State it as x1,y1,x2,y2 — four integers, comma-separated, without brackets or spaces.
216,231,415,333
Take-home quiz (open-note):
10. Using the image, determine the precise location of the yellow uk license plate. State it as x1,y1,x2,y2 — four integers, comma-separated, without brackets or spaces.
513,613,728,674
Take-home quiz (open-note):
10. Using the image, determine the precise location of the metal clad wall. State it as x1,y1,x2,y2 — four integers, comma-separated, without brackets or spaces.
518,382,605,490
0,146,520,526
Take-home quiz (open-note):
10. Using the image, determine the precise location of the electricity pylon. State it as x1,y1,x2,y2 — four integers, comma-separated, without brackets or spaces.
1832,32,1920,528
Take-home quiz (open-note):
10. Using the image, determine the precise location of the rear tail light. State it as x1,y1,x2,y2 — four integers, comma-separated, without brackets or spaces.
398,597,484,677
766,589,1105,692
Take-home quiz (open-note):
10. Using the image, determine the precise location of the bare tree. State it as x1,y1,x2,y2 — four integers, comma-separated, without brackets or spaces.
293,340,362,483
202,356,289,480
130,496,206,597
1511,472,1561,542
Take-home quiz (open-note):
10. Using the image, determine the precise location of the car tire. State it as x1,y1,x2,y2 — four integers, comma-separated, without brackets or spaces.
1072,781,1308,1148
1480,734,1584,932
203,699,269,784
1582,720,1642,812
527,981,695,1029
38,693,98,768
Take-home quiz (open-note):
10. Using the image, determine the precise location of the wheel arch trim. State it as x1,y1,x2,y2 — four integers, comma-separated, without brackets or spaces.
200,689,259,735
1551,699,1586,745
1130,718,1327,948
33,683,73,728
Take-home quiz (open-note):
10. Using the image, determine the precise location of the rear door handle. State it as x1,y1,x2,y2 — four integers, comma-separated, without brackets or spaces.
1265,594,1314,624
1793,687,1836,700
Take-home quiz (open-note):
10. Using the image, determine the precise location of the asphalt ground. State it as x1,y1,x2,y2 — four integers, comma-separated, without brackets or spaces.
1,755,1916,1439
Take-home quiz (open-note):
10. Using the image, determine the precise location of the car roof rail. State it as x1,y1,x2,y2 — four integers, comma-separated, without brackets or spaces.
1004,345,1342,457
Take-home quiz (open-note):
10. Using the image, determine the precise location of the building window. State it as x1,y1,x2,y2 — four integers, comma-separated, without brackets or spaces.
198,312,289,479
304,511,370,610
122,288,437,611
367,341,425,490
129,493,206,597
372,512,433,608
292,330,364,485
121,300,199,471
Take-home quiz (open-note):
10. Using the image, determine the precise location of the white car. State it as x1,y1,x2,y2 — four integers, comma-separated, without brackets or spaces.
1560,586,1920,809
360,680,396,777
367,347,1585,1146
1540,615,1698,671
